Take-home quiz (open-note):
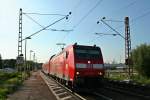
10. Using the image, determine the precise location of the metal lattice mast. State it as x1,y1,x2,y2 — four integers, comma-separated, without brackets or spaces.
18,8,23,56
125,17,132,78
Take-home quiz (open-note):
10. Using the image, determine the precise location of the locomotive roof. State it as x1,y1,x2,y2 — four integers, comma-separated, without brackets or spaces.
73,44,100,49
50,44,101,60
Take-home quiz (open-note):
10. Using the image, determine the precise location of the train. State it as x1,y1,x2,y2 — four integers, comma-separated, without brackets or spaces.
42,43,105,89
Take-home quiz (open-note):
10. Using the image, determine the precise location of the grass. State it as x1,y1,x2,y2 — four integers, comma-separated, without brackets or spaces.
131,75,150,85
0,71,30,100
106,70,150,85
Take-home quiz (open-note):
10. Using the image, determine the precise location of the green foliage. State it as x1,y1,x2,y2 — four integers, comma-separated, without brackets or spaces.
0,54,2,69
3,59,16,69
0,88,8,99
132,44,150,77
132,75,150,85
108,73,150,85
0,72,19,82
0,72,23,100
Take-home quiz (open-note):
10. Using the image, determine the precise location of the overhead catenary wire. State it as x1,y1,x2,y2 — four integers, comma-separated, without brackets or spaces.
95,0,138,35
122,0,137,9
94,7,150,50
110,9,150,31
67,0,82,22
23,13,45,28
96,0,138,29
71,0,82,12
23,12,66,16
73,0,103,29
58,0,83,42
23,13,73,32
105,0,138,17
22,14,70,41
100,19,125,39
103,20,123,22
98,7,150,38
62,0,103,42
131,10,150,23
115,0,138,13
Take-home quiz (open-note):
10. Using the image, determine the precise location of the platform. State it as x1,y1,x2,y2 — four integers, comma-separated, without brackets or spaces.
7,71,57,100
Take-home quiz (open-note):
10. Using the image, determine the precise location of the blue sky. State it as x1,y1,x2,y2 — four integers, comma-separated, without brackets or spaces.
0,0,150,63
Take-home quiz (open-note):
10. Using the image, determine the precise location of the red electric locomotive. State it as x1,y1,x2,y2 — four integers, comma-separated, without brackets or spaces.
42,43,105,89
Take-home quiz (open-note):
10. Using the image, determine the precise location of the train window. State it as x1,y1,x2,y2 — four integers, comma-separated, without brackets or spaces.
75,48,102,59
75,49,87,53
88,50,99,55
64,51,69,59
66,51,69,59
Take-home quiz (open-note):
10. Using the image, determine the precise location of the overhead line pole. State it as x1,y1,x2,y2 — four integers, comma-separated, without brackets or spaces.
18,8,23,56
125,17,132,78
21,12,71,74
17,8,71,74
17,8,23,73
97,17,132,79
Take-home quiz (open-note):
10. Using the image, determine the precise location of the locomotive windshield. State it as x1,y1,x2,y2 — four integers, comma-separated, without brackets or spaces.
74,47,102,59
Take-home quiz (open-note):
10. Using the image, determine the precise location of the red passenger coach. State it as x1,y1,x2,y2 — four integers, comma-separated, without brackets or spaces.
42,44,105,89
42,61,50,75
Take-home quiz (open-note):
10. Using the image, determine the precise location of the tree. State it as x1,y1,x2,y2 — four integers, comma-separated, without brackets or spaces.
3,59,16,69
132,44,150,77
0,54,2,69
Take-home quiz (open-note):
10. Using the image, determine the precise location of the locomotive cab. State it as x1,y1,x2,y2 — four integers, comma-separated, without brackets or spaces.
73,45,105,88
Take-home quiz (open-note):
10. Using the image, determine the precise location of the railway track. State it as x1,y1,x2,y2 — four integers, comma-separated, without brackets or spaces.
91,79,150,100
104,79,150,100
41,72,150,100
40,71,86,100
104,86,150,100
40,71,114,100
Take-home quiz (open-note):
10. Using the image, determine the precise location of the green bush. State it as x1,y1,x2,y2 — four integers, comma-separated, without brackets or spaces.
0,72,20,81
132,75,150,85
0,71,32,99
108,73,150,85
0,88,8,99
0,72,23,100
132,44,150,78
5,77,18,84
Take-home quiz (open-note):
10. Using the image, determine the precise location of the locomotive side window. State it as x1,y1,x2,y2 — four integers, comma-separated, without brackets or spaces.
64,51,69,59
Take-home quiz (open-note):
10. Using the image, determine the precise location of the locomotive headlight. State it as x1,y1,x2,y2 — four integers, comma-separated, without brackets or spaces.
76,72,80,75
98,72,103,75
70,78,73,81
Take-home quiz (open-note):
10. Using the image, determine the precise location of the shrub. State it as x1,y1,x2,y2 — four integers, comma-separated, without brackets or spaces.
0,88,8,99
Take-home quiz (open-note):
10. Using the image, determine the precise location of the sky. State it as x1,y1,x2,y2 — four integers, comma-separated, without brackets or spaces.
0,0,150,63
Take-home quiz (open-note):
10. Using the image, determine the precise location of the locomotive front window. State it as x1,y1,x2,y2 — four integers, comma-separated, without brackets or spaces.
75,48,102,59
